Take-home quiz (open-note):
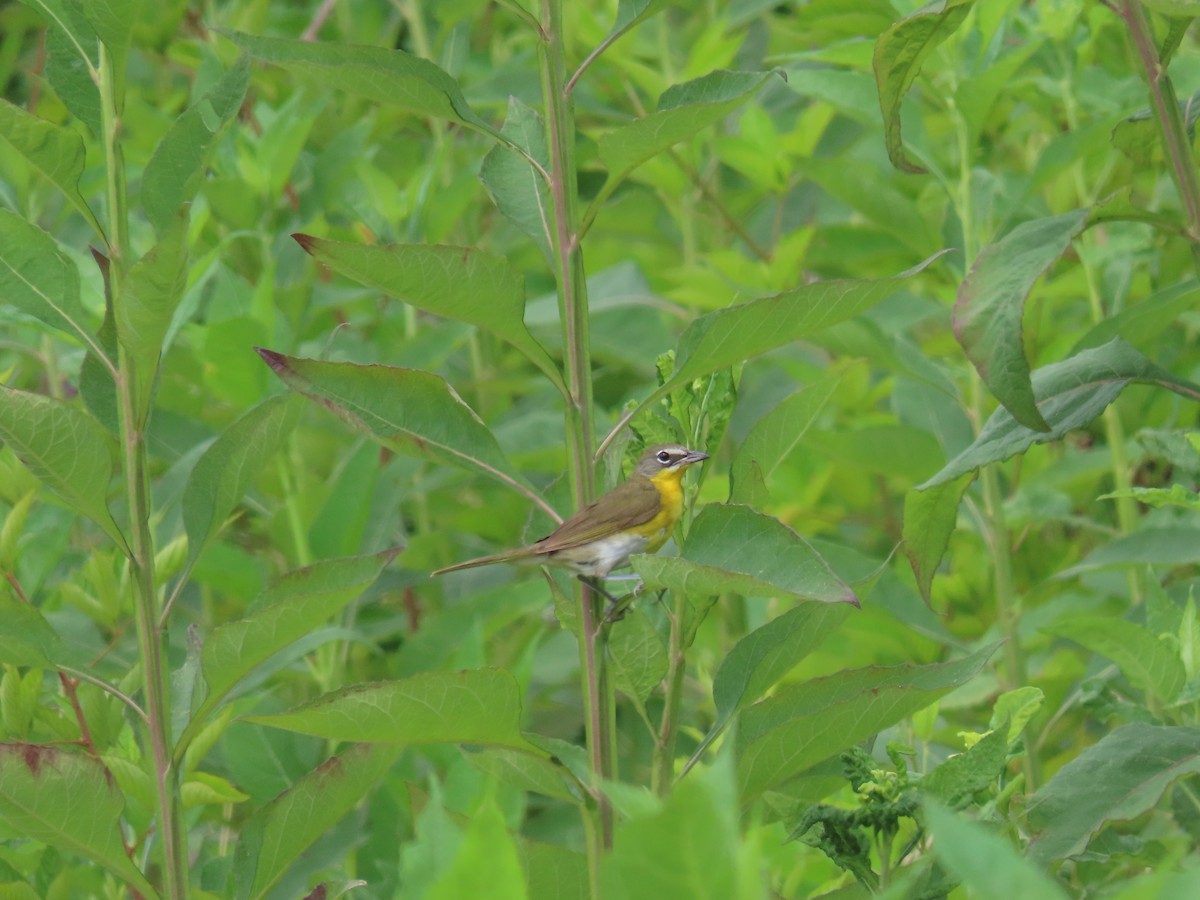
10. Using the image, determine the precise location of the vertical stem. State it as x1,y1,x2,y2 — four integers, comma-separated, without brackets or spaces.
539,0,613,863
651,591,687,796
99,44,187,900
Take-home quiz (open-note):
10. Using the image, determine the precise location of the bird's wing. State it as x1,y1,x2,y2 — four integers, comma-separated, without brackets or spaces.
529,477,661,553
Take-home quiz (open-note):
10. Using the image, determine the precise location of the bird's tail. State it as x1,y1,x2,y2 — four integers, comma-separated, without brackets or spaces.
431,547,535,576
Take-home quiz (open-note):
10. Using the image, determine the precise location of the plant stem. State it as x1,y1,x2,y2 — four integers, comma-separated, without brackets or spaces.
538,0,614,861
99,43,187,900
652,590,687,796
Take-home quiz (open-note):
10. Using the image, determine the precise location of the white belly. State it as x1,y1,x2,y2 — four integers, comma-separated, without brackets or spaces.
550,531,653,577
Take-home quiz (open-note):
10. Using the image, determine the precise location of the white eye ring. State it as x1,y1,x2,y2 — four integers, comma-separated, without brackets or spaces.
656,450,671,464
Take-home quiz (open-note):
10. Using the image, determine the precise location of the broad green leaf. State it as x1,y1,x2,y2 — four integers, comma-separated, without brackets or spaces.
192,549,399,730
0,598,63,668
428,796,528,900
233,743,400,900
1099,484,1200,511
729,366,849,505
292,236,563,393
116,217,188,419
466,748,582,804
1026,723,1200,863
1072,281,1200,354
953,210,1089,432
873,0,974,173
244,668,540,753
921,339,1200,488
631,504,858,606
903,473,974,604
181,771,250,808
703,602,851,755
0,386,123,546
1058,526,1200,576
520,840,590,900
42,22,100,133
479,98,553,264
20,0,98,67
142,56,250,232
608,612,668,702
255,349,548,514
990,686,1044,743
1141,0,1200,13
919,727,1009,807
1043,615,1186,705
805,424,943,481
182,393,304,570
0,209,102,356
0,100,102,236
924,800,1069,900
224,30,495,134
83,0,138,61
597,70,777,185
0,744,159,898
736,645,995,798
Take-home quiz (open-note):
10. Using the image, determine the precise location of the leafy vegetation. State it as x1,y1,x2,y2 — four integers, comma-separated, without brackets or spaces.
2,0,1200,897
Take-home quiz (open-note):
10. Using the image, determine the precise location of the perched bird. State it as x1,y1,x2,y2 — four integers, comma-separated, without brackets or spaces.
433,444,708,596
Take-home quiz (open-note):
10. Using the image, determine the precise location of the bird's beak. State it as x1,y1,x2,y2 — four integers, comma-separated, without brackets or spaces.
684,450,710,465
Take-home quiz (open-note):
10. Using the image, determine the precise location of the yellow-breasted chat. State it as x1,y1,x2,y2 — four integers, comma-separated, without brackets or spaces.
432,444,708,597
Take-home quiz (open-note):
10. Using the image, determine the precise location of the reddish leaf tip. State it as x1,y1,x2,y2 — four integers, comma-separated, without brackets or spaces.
254,346,286,373
292,232,317,254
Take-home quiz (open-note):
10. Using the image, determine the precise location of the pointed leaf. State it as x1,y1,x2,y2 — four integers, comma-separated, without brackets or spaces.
919,727,1010,807
874,0,974,173
466,748,582,804
142,56,250,232
254,349,549,514
428,796,528,900
736,645,995,798
292,236,562,392
608,612,668,703
0,744,159,898
609,0,669,38
903,473,974,604
0,386,123,546
224,30,495,134
195,550,399,725
479,98,553,264
182,394,304,569
921,339,1200,488
0,597,64,668
924,800,1069,900
954,210,1089,431
631,504,858,606
0,209,103,357
1026,723,1200,863
0,100,103,235
598,70,777,185
233,743,400,900
244,668,540,753
1043,615,1186,705
1072,280,1200,354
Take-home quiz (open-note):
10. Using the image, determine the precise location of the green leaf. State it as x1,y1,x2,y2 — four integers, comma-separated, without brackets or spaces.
233,743,400,900
0,744,159,898
224,30,495,134
630,504,858,606
924,800,1069,900
193,549,399,729
244,668,540,752
78,248,120,433
0,386,124,546
466,748,582,804
919,727,1009,807
953,210,1089,432
921,339,1200,488
903,473,974,604
116,217,188,418
428,795,529,900
729,366,849,505
1058,526,1200,576
0,100,103,236
255,349,548,513
701,602,852,759
1026,723,1200,863
597,70,777,186
1100,484,1200,511
142,55,250,233
292,235,563,394
83,0,138,61
608,612,669,703
20,0,99,67
873,0,974,173
0,598,63,668
479,98,553,264
609,0,669,38
602,757,739,900
0,209,102,356
42,21,100,133
736,645,995,798
182,393,304,571
1141,0,1200,13
520,840,590,900
1043,615,1186,705
1072,281,1200,354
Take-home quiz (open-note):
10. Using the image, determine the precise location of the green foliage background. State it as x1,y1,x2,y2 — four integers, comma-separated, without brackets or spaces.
2,0,1200,897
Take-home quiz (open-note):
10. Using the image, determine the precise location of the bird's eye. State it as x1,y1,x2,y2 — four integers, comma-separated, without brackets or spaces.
656,450,671,464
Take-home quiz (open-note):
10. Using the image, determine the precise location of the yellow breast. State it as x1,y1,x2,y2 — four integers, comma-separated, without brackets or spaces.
634,468,686,552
